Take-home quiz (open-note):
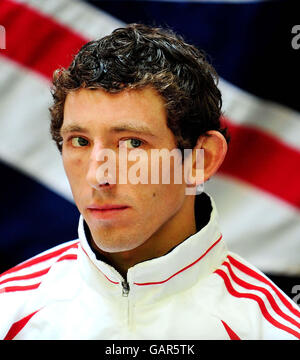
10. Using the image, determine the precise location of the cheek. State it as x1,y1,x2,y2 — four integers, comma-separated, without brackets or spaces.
143,183,186,218
63,157,81,180
127,151,186,213
62,156,86,197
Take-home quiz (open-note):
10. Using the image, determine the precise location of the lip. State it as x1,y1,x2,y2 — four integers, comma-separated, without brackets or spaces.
87,204,130,220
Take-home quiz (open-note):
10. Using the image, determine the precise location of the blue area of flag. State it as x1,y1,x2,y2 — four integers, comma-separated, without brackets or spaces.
90,0,300,112
0,161,79,273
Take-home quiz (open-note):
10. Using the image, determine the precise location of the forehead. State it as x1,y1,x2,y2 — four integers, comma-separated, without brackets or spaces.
63,87,171,137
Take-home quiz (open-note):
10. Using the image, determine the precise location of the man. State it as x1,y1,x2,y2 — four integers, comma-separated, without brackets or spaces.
0,24,299,340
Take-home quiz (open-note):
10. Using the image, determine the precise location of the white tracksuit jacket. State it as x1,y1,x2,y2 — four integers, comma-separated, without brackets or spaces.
0,195,299,340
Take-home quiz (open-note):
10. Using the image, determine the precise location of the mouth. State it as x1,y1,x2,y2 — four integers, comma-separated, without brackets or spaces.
87,204,130,220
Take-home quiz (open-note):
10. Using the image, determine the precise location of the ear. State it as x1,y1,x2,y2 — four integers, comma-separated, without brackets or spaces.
186,130,227,186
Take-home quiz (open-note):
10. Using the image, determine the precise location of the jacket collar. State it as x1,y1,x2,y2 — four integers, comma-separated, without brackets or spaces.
78,193,227,301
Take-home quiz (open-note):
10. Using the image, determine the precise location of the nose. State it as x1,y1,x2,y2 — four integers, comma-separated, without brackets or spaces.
86,144,117,190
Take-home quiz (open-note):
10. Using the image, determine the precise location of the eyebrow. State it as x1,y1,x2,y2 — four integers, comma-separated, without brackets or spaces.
60,125,88,136
60,123,156,138
111,124,155,137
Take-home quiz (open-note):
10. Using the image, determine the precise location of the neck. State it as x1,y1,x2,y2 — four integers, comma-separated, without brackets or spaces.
103,199,196,278
86,193,211,279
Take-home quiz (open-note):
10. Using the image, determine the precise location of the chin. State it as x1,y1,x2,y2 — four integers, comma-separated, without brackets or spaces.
92,232,146,254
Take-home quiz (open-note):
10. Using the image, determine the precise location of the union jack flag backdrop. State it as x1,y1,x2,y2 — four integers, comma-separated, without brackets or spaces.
0,0,299,300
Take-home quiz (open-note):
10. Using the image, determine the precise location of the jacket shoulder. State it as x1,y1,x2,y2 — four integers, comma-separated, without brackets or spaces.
214,251,300,339
0,239,80,286
0,240,79,339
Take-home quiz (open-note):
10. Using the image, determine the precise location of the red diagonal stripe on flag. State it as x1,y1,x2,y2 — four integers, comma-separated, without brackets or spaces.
220,117,300,210
0,0,87,79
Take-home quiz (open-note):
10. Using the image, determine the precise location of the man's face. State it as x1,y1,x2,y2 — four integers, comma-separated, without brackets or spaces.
62,87,192,255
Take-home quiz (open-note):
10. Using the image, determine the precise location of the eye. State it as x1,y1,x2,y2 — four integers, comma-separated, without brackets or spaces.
71,136,89,147
123,138,143,149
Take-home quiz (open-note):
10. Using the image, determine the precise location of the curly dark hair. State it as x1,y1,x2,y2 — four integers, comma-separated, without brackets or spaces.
49,23,229,152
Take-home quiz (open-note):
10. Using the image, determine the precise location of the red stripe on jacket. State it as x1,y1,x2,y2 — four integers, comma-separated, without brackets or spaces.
4,309,41,340
215,268,300,339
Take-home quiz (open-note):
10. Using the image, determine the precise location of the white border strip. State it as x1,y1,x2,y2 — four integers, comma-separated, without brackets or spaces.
115,0,272,3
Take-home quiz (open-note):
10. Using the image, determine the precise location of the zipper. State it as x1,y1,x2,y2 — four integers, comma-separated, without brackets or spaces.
121,280,131,328
122,280,130,297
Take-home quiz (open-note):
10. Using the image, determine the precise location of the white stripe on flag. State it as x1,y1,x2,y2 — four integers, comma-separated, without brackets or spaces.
206,175,300,275
220,79,300,151
0,57,73,201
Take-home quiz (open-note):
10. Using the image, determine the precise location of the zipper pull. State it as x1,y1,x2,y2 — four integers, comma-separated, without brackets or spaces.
122,280,130,297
